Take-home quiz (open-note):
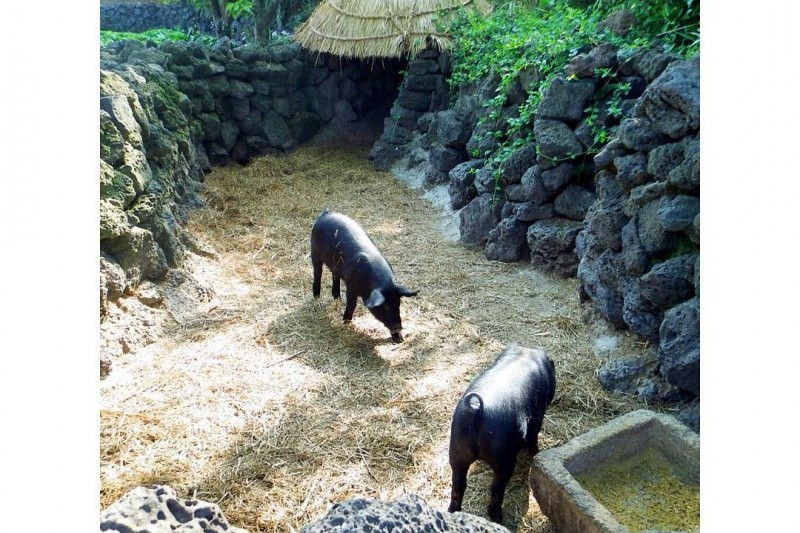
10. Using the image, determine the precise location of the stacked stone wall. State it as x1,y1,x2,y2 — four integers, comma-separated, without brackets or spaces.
370,41,700,412
100,38,403,317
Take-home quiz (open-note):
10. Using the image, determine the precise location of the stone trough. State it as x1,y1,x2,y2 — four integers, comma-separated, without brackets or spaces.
531,409,699,533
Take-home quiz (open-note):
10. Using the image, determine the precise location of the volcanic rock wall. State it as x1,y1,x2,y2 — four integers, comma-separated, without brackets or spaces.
100,38,402,319
370,44,700,412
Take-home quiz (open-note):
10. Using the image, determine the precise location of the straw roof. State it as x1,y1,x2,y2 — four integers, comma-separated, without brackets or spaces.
294,0,493,59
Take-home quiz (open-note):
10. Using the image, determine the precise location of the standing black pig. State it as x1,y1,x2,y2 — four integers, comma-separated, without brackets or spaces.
448,345,556,523
310,209,418,343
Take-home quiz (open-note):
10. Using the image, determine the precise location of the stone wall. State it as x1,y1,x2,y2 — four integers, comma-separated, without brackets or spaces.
100,38,403,318
369,38,700,410
100,1,215,34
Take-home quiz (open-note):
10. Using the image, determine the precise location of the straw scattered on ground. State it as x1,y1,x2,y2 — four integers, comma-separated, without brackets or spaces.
100,140,665,532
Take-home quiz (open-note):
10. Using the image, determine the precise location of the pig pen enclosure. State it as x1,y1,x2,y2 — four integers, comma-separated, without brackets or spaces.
100,137,658,532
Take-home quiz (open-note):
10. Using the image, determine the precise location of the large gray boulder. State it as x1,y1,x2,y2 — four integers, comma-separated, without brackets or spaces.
533,119,584,169
638,253,696,310
641,56,700,139
527,218,584,277
485,216,529,262
449,160,483,210
460,194,504,246
300,495,509,532
554,185,597,221
537,75,596,122
100,485,249,533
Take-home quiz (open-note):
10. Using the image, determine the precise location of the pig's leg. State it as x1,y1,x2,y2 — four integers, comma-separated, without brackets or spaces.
332,271,341,299
487,460,515,523
448,460,471,513
343,290,357,321
312,256,322,298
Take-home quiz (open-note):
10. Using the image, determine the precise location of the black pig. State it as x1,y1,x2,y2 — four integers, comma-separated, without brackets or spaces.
310,209,418,343
448,345,556,523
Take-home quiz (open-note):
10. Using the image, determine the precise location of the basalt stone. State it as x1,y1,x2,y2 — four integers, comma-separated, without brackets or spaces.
515,202,555,223
597,350,682,402
436,110,472,149
638,198,677,255
273,97,294,119
381,118,412,145
459,194,504,246
466,120,499,158
108,226,169,285
251,79,271,95
429,144,466,173
618,116,667,151
566,43,618,78
408,58,440,75
220,120,239,150
177,79,209,97
540,163,576,193
527,218,584,277
292,112,323,144
642,56,700,138
593,138,627,170
505,183,527,202
658,195,700,232
626,182,669,216
678,400,700,433
100,110,126,166
226,58,249,79
267,44,295,62
244,134,271,151
206,75,230,96
693,254,700,296
198,112,221,140
501,144,538,184
474,165,498,196
405,73,440,92
554,185,597,221
250,93,272,113
448,160,483,209
585,203,628,252
647,140,685,180
485,216,530,262
622,280,663,343
614,152,649,191
101,485,248,533
100,95,144,149
631,49,678,83
520,165,549,206
534,119,584,169
237,109,262,136
659,297,700,396
398,89,431,112
538,75,596,122
229,97,250,121
621,217,652,276
118,145,153,195
300,494,507,533
228,79,254,100
501,201,517,219
594,169,626,209
668,135,700,192
262,110,289,147
639,253,696,310
577,251,626,328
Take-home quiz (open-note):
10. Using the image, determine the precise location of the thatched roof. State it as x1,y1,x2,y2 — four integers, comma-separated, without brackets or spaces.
294,0,493,59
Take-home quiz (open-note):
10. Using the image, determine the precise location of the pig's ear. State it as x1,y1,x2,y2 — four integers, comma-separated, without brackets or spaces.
396,285,418,298
364,289,386,308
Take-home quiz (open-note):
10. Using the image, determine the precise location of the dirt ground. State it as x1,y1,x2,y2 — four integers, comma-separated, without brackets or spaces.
99,137,660,532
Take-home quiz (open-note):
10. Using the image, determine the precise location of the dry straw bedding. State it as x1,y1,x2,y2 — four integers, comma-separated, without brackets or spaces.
100,142,662,532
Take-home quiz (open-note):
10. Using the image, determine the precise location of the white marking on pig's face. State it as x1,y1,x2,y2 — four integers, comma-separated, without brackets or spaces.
364,289,385,308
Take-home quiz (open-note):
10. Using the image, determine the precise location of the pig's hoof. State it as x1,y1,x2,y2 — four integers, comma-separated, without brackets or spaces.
391,332,404,343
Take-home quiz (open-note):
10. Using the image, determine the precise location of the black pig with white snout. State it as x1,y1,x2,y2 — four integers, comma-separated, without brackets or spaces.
311,209,417,343
448,345,556,524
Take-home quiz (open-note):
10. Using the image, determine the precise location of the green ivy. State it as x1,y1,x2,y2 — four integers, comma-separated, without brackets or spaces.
445,0,700,189
100,29,216,47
